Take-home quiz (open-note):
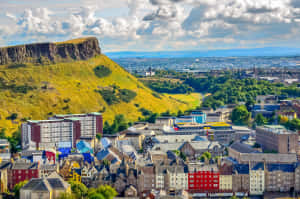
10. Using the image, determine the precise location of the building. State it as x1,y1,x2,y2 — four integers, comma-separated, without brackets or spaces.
0,162,11,193
232,164,250,193
52,113,103,139
20,172,71,199
9,161,39,189
265,164,295,192
123,132,145,151
219,164,232,192
295,163,300,192
190,111,206,124
249,163,265,195
155,165,188,191
252,104,280,118
256,125,298,153
22,112,103,150
138,165,156,193
0,139,10,161
188,165,219,193
155,117,175,127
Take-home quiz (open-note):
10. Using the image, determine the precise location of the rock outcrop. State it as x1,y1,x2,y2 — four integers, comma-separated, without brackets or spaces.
0,37,101,65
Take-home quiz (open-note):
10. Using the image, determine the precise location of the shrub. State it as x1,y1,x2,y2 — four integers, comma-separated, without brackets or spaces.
6,113,18,120
93,65,112,78
95,89,120,105
119,89,137,103
7,63,27,69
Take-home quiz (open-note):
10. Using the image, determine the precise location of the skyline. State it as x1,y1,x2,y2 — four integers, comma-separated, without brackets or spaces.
2,0,300,52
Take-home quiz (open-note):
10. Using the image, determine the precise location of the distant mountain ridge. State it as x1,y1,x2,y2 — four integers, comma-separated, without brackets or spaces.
106,47,300,58
0,37,101,65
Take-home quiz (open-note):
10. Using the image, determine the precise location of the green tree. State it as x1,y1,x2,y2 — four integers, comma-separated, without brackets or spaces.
254,113,268,126
69,181,88,199
230,105,251,125
57,193,76,199
202,151,212,160
13,180,28,199
88,185,118,199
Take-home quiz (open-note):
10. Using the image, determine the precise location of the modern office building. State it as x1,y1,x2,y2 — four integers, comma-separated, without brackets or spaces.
21,113,103,150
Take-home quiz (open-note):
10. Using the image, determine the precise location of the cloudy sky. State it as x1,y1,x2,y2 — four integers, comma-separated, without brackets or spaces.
2,0,300,52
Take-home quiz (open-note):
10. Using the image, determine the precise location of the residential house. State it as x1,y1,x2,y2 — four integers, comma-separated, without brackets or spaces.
124,185,138,197
9,160,39,189
20,172,71,199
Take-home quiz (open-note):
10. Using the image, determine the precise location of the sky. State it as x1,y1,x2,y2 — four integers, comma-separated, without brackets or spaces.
2,0,300,52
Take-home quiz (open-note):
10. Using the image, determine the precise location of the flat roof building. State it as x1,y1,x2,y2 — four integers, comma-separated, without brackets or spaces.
21,113,102,150
256,125,298,154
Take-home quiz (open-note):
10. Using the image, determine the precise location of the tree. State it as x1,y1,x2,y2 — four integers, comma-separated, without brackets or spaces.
57,193,76,199
202,151,212,160
69,181,88,199
230,105,251,125
13,180,28,199
88,185,118,199
254,113,268,126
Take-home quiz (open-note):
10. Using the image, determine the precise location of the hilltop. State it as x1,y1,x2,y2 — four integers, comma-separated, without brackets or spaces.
0,38,199,135
0,37,101,65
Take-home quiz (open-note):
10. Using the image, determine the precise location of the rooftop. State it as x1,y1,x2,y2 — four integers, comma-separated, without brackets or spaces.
258,125,297,134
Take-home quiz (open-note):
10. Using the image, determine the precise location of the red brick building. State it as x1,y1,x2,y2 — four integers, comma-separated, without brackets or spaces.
188,169,219,193
9,161,39,189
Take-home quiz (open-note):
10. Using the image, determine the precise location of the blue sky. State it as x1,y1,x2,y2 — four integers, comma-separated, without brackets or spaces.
1,0,300,52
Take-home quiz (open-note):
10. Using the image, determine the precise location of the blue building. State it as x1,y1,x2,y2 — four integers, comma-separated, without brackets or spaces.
190,110,206,124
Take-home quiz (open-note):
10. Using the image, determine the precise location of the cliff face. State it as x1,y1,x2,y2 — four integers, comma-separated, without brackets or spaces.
0,37,101,65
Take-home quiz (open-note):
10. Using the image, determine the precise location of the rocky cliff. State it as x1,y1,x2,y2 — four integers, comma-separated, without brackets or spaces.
0,37,101,65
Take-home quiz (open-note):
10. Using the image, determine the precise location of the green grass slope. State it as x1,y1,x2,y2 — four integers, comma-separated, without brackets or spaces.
0,54,198,135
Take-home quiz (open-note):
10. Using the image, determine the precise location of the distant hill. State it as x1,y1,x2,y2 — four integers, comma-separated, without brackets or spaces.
106,47,300,58
0,38,198,135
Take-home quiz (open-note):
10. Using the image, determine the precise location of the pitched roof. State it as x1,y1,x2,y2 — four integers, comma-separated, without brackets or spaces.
230,142,258,153
234,164,249,174
22,172,70,192
251,162,264,171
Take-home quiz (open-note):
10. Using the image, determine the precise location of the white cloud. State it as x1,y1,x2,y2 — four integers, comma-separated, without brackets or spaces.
2,0,300,51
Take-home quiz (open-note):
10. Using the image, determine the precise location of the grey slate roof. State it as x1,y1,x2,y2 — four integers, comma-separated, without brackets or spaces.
230,142,258,153
267,164,295,172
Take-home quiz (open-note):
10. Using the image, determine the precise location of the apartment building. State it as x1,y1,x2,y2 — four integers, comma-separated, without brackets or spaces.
138,165,156,193
232,164,250,193
219,164,232,192
188,165,219,193
249,163,265,195
265,164,295,192
21,112,102,150
256,125,298,153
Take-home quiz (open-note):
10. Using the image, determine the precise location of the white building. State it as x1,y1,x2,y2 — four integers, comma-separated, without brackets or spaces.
250,163,265,195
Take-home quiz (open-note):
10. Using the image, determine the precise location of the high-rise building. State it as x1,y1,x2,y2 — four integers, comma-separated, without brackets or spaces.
21,112,102,150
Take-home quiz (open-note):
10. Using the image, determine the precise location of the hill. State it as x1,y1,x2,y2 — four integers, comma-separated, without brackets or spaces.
0,38,199,135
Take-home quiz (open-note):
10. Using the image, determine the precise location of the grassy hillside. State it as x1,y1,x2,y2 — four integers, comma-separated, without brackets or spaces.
0,54,199,135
